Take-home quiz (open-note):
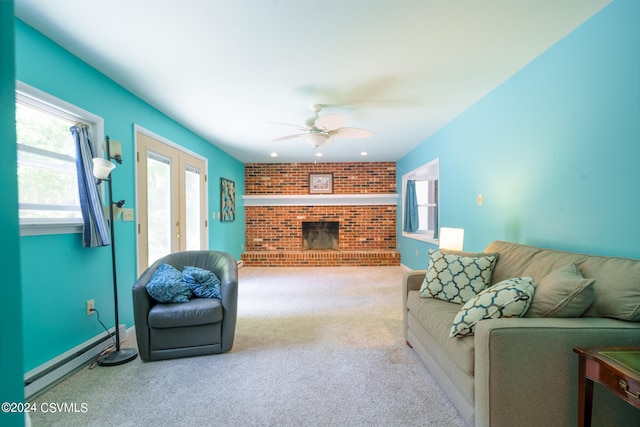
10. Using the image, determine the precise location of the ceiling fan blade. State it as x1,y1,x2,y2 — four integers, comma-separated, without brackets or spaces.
266,121,309,132
330,127,373,139
314,113,345,131
273,133,307,142
323,137,335,147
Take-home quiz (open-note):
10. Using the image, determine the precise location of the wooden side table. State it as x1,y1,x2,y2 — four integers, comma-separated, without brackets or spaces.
573,346,640,427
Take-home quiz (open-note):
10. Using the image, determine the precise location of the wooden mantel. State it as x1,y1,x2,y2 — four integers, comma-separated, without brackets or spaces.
242,193,398,206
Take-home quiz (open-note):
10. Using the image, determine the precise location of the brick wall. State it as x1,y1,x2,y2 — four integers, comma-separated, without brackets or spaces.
244,162,396,194
243,162,398,266
245,205,396,251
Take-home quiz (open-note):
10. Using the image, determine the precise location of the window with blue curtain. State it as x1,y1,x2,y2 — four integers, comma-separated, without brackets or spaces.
402,158,439,242
16,81,104,237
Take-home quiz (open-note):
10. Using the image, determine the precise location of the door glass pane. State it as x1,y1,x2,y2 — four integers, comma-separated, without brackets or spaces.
147,152,172,265
184,165,201,250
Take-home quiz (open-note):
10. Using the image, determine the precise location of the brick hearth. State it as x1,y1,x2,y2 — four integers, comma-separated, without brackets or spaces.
241,162,400,267
242,250,400,267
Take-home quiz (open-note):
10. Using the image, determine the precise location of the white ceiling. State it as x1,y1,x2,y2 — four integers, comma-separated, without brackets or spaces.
15,0,610,163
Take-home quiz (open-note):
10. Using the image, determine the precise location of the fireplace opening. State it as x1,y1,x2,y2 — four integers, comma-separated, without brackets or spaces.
302,221,339,251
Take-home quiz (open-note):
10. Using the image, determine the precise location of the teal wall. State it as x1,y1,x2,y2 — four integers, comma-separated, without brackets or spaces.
397,1,640,270
1,2,26,426
15,19,245,371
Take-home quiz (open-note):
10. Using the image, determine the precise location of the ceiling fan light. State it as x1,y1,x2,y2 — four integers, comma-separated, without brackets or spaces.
306,133,328,148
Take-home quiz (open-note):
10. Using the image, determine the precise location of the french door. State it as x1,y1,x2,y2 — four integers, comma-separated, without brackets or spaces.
136,130,207,274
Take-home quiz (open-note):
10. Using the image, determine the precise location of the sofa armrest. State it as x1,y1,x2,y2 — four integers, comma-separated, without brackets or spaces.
131,265,160,361
403,270,426,294
474,317,640,427
216,254,238,352
402,270,425,341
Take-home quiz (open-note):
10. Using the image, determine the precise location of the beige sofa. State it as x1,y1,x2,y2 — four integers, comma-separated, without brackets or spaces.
403,240,640,427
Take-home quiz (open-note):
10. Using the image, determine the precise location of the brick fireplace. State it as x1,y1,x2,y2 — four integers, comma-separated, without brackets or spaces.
241,162,400,266
302,221,339,250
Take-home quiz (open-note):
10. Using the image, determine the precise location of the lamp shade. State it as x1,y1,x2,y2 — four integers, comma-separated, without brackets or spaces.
105,204,123,220
102,139,123,159
92,158,115,179
439,227,464,251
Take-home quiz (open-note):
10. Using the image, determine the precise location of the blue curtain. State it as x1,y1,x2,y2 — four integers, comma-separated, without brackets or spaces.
71,126,110,247
403,180,419,232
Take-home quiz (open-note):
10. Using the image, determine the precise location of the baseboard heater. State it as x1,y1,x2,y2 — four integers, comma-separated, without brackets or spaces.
24,324,127,400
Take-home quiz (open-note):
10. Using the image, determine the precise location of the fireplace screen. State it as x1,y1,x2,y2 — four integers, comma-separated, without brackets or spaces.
302,221,339,250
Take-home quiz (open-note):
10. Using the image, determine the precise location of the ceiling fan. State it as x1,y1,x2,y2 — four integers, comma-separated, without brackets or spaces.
271,104,373,148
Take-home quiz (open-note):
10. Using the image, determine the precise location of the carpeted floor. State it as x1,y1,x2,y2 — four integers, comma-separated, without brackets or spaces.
28,266,465,426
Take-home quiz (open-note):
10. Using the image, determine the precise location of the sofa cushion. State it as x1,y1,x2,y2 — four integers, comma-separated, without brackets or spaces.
526,263,595,318
420,249,499,304
407,290,475,376
146,263,193,303
579,256,640,321
450,277,535,338
485,241,640,321
148,297,223,328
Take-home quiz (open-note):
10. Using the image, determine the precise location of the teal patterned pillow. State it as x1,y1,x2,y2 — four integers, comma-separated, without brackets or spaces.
449,277,535,338
146,263,193,303
419,249,499,304
182,266,222,299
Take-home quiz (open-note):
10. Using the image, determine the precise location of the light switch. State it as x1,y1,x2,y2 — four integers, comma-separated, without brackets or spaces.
122,208,134,221
477,194,483,206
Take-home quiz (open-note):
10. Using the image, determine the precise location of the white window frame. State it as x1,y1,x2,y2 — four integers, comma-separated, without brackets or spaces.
16,81,104,236
401,157,439,244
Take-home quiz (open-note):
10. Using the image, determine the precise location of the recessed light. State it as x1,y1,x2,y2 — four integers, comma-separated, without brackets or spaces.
360,151,368,156
270,152,278,157
315,152,323,157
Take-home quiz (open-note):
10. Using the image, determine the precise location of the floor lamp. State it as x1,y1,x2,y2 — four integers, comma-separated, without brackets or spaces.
92,136,138,366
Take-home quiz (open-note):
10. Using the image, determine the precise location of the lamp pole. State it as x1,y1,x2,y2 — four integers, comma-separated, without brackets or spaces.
98,136,138,366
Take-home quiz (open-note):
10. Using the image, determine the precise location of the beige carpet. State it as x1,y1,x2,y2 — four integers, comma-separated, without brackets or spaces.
29,266,465,426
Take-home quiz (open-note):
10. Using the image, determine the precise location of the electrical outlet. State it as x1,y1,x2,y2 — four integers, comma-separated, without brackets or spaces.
86,299,95,316
122,208,134,221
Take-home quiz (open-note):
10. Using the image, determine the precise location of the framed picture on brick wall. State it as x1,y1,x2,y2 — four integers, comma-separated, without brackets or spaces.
309,173,333,194
220,177,235,221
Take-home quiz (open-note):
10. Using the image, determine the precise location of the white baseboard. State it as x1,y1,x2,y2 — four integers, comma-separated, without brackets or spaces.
24,324,128,400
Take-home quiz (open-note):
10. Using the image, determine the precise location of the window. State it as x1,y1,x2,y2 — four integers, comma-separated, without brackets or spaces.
414,180,438,232
402,158,439,243
15,82,104,236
